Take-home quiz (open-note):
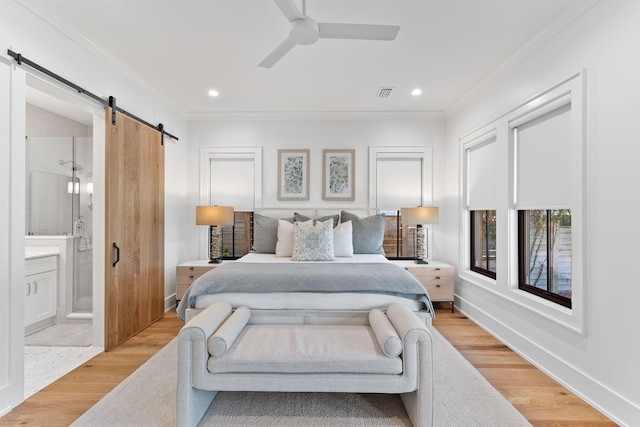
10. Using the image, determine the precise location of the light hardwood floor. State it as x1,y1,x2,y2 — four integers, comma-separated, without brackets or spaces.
0,306,616,426
432,305,616,426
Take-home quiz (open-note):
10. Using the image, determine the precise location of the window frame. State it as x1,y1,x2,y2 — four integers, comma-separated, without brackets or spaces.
517,210,572,308
470,209,497,279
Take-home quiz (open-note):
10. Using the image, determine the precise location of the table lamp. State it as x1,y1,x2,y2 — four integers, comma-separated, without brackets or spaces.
196,205,234,263
401,206,439,264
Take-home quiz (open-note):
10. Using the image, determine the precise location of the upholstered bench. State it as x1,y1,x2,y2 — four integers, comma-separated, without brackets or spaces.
177,302,434,427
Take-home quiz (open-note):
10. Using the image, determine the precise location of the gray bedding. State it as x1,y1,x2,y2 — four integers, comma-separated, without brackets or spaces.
176,262,433,321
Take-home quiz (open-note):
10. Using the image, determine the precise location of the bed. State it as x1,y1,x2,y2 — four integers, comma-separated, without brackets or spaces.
176,210,435,324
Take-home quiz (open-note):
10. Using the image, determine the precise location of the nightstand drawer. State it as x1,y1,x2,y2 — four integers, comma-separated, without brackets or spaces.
405,266,454,279
176,262,220,300
404,267,454,300
419,276,454,301
177,266,216,284
394,261,455,310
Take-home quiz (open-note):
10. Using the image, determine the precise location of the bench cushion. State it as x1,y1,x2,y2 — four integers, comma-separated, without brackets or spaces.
207,324,402,375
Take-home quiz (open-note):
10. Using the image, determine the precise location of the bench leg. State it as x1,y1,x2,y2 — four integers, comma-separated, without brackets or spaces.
401,387,433,427
176,387,217,427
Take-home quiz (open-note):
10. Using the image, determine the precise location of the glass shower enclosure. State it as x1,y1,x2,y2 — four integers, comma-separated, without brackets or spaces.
25,136,93,315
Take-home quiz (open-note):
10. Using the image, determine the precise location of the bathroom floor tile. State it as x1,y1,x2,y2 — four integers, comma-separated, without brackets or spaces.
24,345,103,398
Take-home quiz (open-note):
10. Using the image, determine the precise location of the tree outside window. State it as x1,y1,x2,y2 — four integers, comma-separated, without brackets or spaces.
470,210,496,279
518,209,572,308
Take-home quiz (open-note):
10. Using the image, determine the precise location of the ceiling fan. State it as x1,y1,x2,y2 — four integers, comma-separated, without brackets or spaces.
259,0,400,68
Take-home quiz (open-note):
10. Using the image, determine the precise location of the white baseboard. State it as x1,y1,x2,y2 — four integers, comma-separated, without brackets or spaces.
165,294,177,312
455,295,638,426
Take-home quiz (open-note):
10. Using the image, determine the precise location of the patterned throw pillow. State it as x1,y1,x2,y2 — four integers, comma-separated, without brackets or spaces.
292,219,335,261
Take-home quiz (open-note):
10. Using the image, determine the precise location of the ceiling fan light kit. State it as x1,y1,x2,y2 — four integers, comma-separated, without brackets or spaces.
259,0,400,68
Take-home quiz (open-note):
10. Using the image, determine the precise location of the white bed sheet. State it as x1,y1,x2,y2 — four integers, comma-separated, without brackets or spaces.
193,253,423,312
236,253,390,263
194,292,422,311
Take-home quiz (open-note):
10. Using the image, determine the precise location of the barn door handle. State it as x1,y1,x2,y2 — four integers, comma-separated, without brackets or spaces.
112,243,120,267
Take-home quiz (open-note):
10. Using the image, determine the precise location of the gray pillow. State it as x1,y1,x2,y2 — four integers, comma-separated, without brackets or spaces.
252,213,294,253
294,212,339,228
340,210,386,255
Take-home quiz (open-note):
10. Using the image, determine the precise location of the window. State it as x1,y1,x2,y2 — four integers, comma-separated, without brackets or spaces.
200,147,262,261
518,210,572,308
512,95,574,308
463,130,497,279
221,211,253,259
370,146,433,260
458,73,584,332
470,210,496,279
381,210,416,259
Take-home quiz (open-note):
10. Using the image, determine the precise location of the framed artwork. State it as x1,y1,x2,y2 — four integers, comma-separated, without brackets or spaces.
322,149,355,201
277,149,310,201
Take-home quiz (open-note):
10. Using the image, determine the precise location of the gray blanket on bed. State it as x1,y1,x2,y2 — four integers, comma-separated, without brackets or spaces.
176,262,433,321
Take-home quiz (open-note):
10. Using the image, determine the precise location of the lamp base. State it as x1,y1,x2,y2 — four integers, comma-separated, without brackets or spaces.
414,259,429,264
208,225,223,264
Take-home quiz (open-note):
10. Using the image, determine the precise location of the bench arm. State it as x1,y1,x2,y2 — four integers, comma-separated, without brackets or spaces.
177,302,233,427
386,303,434,427
180,302,232,339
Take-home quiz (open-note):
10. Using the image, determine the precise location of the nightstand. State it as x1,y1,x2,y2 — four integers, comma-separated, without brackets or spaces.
391,260,455,312
176,260,225,301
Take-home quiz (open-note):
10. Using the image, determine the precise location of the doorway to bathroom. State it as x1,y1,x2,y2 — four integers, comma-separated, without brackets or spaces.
23,81,103,398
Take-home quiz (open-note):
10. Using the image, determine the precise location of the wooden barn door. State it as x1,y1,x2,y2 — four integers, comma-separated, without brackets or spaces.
104,107,164,351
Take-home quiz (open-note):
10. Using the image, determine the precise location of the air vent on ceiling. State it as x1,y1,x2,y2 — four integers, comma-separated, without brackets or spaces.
377,87,394,98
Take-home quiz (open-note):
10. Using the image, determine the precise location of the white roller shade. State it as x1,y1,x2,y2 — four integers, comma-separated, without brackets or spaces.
514,102,572,209
209,157,255,211
376,157,422,210
467,136,497,210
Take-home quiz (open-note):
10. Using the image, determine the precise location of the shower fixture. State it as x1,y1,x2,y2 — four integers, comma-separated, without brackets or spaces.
59,159,84,172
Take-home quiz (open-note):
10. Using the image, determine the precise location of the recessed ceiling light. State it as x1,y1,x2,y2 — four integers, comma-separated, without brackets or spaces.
411,88,422,96
208,89,219,97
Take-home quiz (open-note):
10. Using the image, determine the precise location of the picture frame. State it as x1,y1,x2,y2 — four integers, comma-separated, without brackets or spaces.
322,149,355,201
277,149,310,201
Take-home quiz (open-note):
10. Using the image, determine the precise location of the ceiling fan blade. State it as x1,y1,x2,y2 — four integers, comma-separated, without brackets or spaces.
318,23,400,41
273,0,304,22
258,36,297,68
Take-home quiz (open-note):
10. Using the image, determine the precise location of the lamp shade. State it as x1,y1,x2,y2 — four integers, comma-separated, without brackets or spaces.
195,206,234,226
401,206,439,225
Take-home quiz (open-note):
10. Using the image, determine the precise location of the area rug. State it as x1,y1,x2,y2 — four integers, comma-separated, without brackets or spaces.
71,328,531,426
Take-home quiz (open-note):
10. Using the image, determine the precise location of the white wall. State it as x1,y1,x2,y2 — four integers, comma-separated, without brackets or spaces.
187,116,447,260
0,0,189,413
444,0,640,424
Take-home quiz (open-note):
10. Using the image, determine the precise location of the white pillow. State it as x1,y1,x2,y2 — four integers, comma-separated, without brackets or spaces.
274,219,294,256
333,220,353,257
276,219,311,256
